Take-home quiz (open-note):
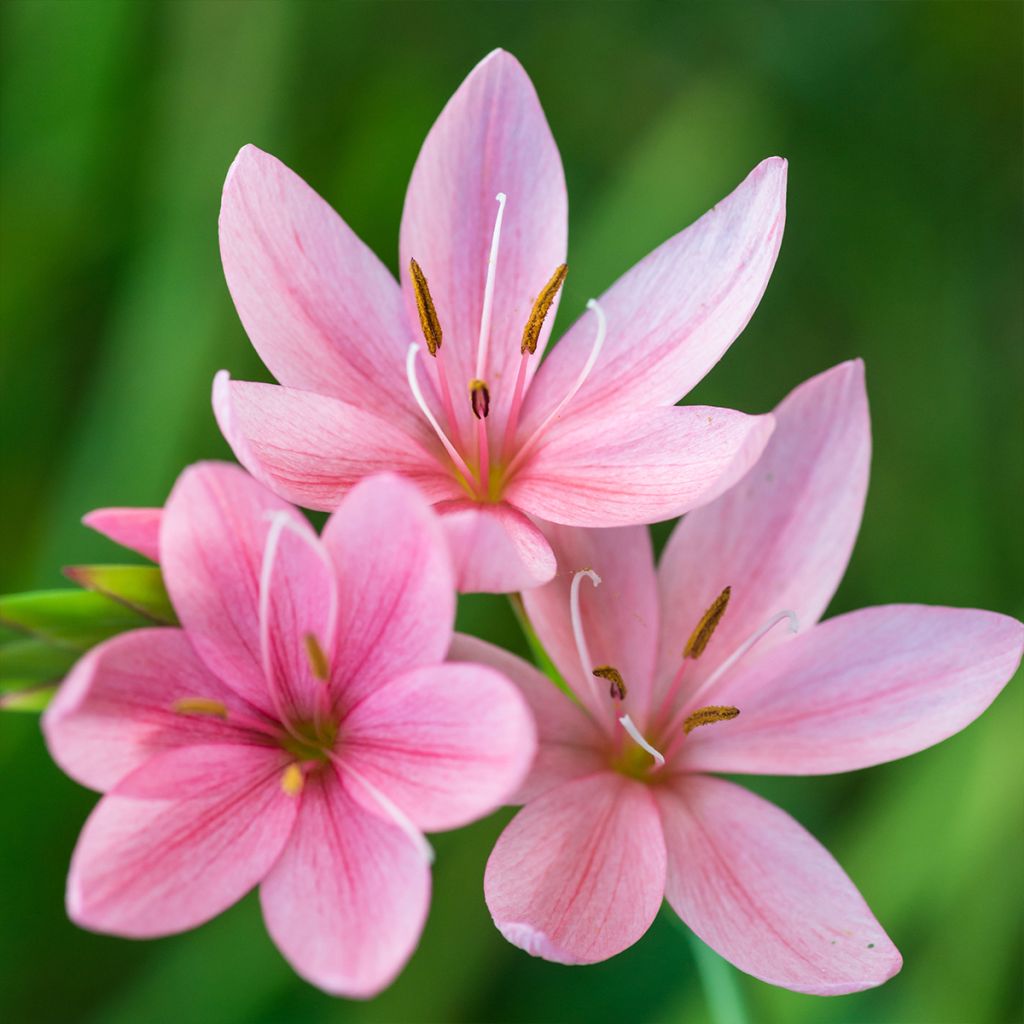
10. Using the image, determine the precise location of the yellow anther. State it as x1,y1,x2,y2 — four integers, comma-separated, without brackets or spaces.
172,697,228,719
469,378,490,419
521,263,568,354
592,664,627,700
281,763,304,796
303,632,330,681
409,258,443,356
683,586,731,659
682,705,740,734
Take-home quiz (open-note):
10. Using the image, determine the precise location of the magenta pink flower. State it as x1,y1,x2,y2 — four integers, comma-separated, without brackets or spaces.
44,465,535,998
209,48,784,593
451,361,1023,993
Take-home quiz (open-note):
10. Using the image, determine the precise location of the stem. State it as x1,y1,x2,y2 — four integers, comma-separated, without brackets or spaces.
685,926,750,1024
507,593,576,702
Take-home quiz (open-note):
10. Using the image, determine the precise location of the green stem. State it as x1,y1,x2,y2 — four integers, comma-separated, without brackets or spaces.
506,593,576,700
686,929,750,1024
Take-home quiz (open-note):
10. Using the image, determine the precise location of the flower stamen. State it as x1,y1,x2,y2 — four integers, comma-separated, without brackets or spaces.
684,586,731,659
593,664,627,700
475,192,507,383
682,705,740,734
618,713,665,766
303,632,330,681
172,697,227,719
281,763,304,796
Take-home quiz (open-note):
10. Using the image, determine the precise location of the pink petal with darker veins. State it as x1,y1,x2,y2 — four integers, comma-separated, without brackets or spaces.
656,775,901,995
655,360,870,706
213,374,459,512
160,461,311,717
340,661,535,831
485,772,666,964
675,605,1024,777
399,49,567,440
320,475,455,710
220,145,421,436
42,627,257,793
448,633,606,803
519,157,787,432
260,768,431,999
82,507,163,561
506,406,774,528
438,500,556,593
67,744,298,939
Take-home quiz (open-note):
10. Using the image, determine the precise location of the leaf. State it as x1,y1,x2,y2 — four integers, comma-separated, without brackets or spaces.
0,637,80,685
0,683,58,712
63,564,177,624
0,589,152,650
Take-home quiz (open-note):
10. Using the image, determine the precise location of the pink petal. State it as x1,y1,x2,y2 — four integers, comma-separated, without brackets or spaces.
260,768,431,998
521,524,661,727
67,744,298,938
257,511,339,719
654,361,870,706
82,507,162,561
437,499,556,593
213,373,459,512
220,145,421,435
399,50,567,441
676,605,1024,776
320,475,455,709
340,661,535,831
506,407,774,527
160,461,309,715
519,157,786,431
656,775,901,994
484,772,666,964
42,628,255,792
448,633,606,803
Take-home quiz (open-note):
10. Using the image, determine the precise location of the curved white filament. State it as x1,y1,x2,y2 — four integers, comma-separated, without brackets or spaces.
569,568,603,709
618,714,665,767
475,192,507,381
405,344,474,483
504,299,607,479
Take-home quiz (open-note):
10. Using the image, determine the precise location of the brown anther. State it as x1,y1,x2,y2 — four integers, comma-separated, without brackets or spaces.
683,586,731,659
303,633,330,681
521,263,568,355
409,258,442,356
592,664,627,700
172,697,228,719
682,705,740,734
469,378,490,419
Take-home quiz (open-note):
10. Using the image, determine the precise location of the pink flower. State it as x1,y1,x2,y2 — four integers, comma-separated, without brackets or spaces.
452,361,1023,993
210,48,784,593
44,465,535,998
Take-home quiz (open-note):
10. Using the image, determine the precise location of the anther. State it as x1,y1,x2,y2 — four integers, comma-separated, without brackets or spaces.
593,665,627,700
172,697,227,719
409,258,442,356
683,705,740,734
684,586,731,659
521,263,568,355
303,633,330,681
469,379,490,419
281,763,304,796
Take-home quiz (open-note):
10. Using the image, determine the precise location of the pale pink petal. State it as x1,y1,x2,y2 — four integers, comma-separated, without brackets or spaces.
82,507,162,561
320,475,455,709
220,145,421,435
213,374,459,512
42,628,260,793
484,772,666,964
519,157,786,431
399,49,567,440
437,500,556,593
160,461,309,714
340,662,535,831
506,407,774,528
448,633,606,803
676,606,1024,776
258,512,339,719
67,744,298,938
655,361,870,705
656,775,901,994
521,524,660,727
260,768,431,999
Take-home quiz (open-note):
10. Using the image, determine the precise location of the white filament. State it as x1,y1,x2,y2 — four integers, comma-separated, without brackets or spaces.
405,344,474,481
569,568,603,711
475,192,507,381
504,299,607,478
618,714,665,767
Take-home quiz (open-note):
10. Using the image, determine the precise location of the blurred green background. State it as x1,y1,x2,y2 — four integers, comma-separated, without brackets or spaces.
2,1,1021,1022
